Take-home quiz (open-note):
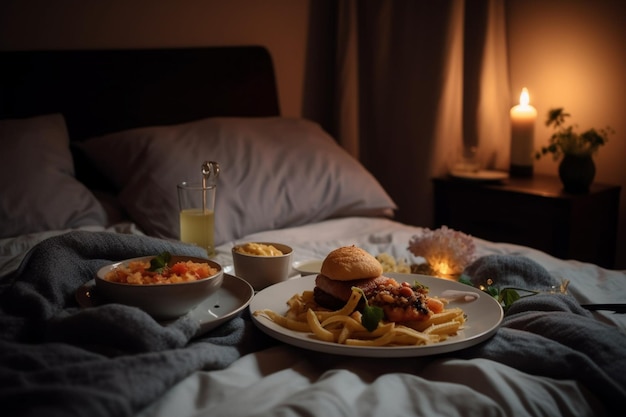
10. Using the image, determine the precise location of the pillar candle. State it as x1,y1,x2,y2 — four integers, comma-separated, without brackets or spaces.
510,88,537,177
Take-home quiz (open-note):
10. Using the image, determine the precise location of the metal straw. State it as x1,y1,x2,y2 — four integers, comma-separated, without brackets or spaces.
201,161,220,213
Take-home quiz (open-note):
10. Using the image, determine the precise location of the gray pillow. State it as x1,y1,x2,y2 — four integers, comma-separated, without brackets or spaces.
78,117,396,244
0,114,107,238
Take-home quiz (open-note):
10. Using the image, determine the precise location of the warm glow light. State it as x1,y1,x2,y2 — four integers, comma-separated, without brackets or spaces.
434,262,451,275
430,259,456,280
519,87,530,106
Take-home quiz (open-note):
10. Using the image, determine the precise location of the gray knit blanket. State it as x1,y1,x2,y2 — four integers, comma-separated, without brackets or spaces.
0,231,265,417
460,254,626,415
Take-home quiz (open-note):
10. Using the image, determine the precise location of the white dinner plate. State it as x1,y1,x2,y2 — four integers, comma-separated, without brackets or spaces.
76,274,254,338
250,273,503,357
292,259,323,275
449,169,508,181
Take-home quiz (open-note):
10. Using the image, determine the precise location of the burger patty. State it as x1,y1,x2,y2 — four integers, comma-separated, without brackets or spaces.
314,274,390,303
312,286,350,311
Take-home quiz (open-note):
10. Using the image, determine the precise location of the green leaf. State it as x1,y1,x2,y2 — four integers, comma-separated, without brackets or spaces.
148,251,171,273
486,286,499,298
458,275,473,287
499,288,521,308
362,305,384,332
352,286,384,332
412,280,428,291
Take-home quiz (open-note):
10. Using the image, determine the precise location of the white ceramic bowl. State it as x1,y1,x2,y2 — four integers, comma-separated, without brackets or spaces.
232,242,293,290
95,255,223,320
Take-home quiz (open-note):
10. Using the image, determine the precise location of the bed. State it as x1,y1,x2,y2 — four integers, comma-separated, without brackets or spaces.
1,46,625,417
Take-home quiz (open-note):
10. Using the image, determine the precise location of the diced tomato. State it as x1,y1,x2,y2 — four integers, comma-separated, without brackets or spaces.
170,262,189,275
195,264,210,278
426,297,445,314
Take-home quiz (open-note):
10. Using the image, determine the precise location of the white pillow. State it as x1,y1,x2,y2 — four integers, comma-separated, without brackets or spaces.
0,114,107,238
78,117,396,244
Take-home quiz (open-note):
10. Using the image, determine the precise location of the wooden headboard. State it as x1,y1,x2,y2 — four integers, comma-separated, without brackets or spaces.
0,46,280,141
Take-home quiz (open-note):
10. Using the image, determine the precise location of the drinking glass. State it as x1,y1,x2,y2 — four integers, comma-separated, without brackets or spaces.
177,182,216,256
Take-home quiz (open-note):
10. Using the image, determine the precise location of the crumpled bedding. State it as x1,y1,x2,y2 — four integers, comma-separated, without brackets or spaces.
138,268,626,417
0,222,144,279
2,217,626,417
0,231,265,417
139,346,604,417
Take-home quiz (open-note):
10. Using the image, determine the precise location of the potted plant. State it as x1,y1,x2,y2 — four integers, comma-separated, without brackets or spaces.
535,108,613,193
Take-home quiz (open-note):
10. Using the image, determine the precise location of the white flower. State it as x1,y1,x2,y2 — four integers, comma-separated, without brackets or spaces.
407,226,475,276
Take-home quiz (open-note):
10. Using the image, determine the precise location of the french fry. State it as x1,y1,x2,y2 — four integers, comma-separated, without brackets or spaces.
345,329,398,346
300,290,315,300
349,322,395,339
393,325,433,345
337,325,352,344
254,309,311,332
314,289,362,321
306,308,336,342
423,320,461,336
321,315,367,332
406,308,465,332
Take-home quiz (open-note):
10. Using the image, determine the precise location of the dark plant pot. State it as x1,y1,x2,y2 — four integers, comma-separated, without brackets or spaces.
558,154,596,194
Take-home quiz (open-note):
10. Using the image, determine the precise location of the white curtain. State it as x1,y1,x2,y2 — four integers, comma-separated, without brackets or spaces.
333,0,510,228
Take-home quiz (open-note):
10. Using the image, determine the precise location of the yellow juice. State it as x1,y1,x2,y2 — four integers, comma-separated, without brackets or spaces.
179,209,215,256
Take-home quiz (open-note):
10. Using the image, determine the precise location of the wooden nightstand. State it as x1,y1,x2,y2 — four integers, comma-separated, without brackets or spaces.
432,174,621,268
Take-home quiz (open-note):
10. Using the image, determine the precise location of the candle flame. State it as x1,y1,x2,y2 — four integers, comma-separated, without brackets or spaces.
519,88,530,106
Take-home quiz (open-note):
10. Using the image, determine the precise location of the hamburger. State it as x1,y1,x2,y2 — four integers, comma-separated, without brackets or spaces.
314,245,387,310
314,246,440,324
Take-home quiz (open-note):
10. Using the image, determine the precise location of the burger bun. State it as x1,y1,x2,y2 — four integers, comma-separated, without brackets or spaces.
320,246,382,281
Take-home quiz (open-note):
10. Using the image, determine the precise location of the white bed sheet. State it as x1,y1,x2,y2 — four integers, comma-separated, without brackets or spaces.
137,217,626,417
138,346,600,417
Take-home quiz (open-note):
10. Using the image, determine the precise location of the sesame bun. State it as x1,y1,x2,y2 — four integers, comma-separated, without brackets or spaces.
320,246,383,281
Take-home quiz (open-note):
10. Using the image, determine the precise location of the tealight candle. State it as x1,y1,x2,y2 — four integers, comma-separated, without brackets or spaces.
510,88,537,177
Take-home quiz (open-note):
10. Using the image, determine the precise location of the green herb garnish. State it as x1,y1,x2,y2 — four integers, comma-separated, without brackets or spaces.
353,287,384,332
458,275,473,287
148,251,171,273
